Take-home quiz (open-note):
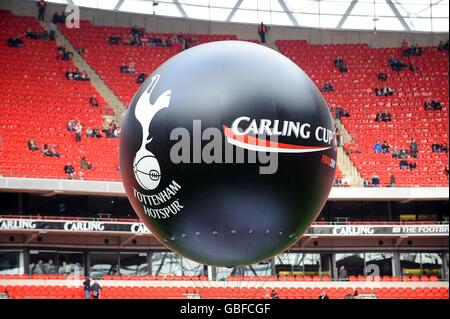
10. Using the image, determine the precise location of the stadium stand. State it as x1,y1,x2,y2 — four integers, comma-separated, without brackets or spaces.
0,10,119,181
59,20,237,106
277,40,449,187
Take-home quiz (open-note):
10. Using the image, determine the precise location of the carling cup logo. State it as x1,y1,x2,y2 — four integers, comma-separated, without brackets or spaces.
133,75,171,190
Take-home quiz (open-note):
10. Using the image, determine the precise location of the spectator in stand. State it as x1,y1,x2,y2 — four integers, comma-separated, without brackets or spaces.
438,40,449,51
81,156,93,170
392,146,400,159
108,34,121,45
375,87,383,96
389,173,396,187
270,289,280,299
67,118,76,132
334,178,343,187
432,142,441,152
399,147,408,159
408,61,419,72
400,158,409,170
382,85,394,96
7,36,24,48
64,162,75,179
409,158,417,170
28,138,39,151
120,63,128,73
440,143,448,155
338,266,348,280
431,100,442,110
128,62,136,74
37,0,46,21
409,138,418,158
113,127,121,138
91,280,102,299
86,127,93,137
25,27,37,39
83,277,91,299
321,81,335,92
335,128,342,147
388,57,406,71
92,128,102,138
78,171,85,180
377,70,388,81
258,22,267,43
424,99,433,111
131,25,140,36
46,259,56,274
43,144,60,158
381,141,391,154
445,165,449,176
58,261,68,275
334,56,348,72
373,140,383,154
137,72,146,84
80,71,90,81
401,39,408,55
318,291,330,299
89,95,99,107
75,122,83,142
371,173,380,187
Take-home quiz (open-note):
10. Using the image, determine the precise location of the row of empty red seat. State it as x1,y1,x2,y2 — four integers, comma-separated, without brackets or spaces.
1,285,447,299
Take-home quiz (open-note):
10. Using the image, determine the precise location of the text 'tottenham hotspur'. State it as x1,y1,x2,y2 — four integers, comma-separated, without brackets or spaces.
133,180,183,220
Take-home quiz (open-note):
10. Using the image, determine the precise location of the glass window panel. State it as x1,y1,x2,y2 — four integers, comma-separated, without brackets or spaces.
29,250,58,275
351,2,376,16
120,0,158,14
319,2,352,15
151,252,182,276
400,252,421,276
58,251,84,276
210,0,240,8
335,253,365,278
365,252,394,276
215,266,234,281
432,5,450,18
89,252,119,278
179,0,210,5
431,18,449,31
257,10,273,24
270,11,293,25
72,0,120,10
294,13,321,27
407,17,432,31
209,7,233,21
319,15,342,28
257,0,284,11
183,4,211,19
240,0,259,10
375,3,396,16
154,3,184,17
285,0,319,13
376,17,405,30
181,258,204,277
394,3,429,17
120,252,148,276
243,261,272,277
231,9,259,23
421,252,443,278
0,251,22,275
342,16,376,29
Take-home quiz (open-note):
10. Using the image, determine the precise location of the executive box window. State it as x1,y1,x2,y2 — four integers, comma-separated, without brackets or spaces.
89,252,119,278
0,250,23,274
58,251,84,275
151,252,182,276
119,252,148,276
364,252,394,277
29,250,58,275
400,252,445,278
274,252,331,277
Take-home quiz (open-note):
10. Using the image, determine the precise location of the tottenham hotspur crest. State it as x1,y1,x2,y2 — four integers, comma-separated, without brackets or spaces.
133,75,171,191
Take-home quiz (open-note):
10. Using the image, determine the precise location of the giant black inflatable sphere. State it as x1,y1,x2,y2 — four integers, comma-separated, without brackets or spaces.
120,41,336,267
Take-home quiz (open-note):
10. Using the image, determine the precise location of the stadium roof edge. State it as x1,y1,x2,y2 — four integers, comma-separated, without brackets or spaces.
0,177,448,201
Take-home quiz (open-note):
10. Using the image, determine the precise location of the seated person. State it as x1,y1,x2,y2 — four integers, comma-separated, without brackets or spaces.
381,111,392,122
383,85,394,96
375,88,383,96
89,95,99,107
399,158,409,170
399,147,408,159
381,141,391,154
120,63,128,73
373,140,383,154
424,100,433,111
85,127,94,137
431,100,442,110
92,128,102,138
377,71,388,81
321,81,335,92
371,174,380,187
137,72,146,84
80,156,93,170
28,138,39,151
7,36,24,48
392,147,400,158
432,143,441,152
64,162,75,179
375,113,381,122
80,71,90,81
438,143,448,154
